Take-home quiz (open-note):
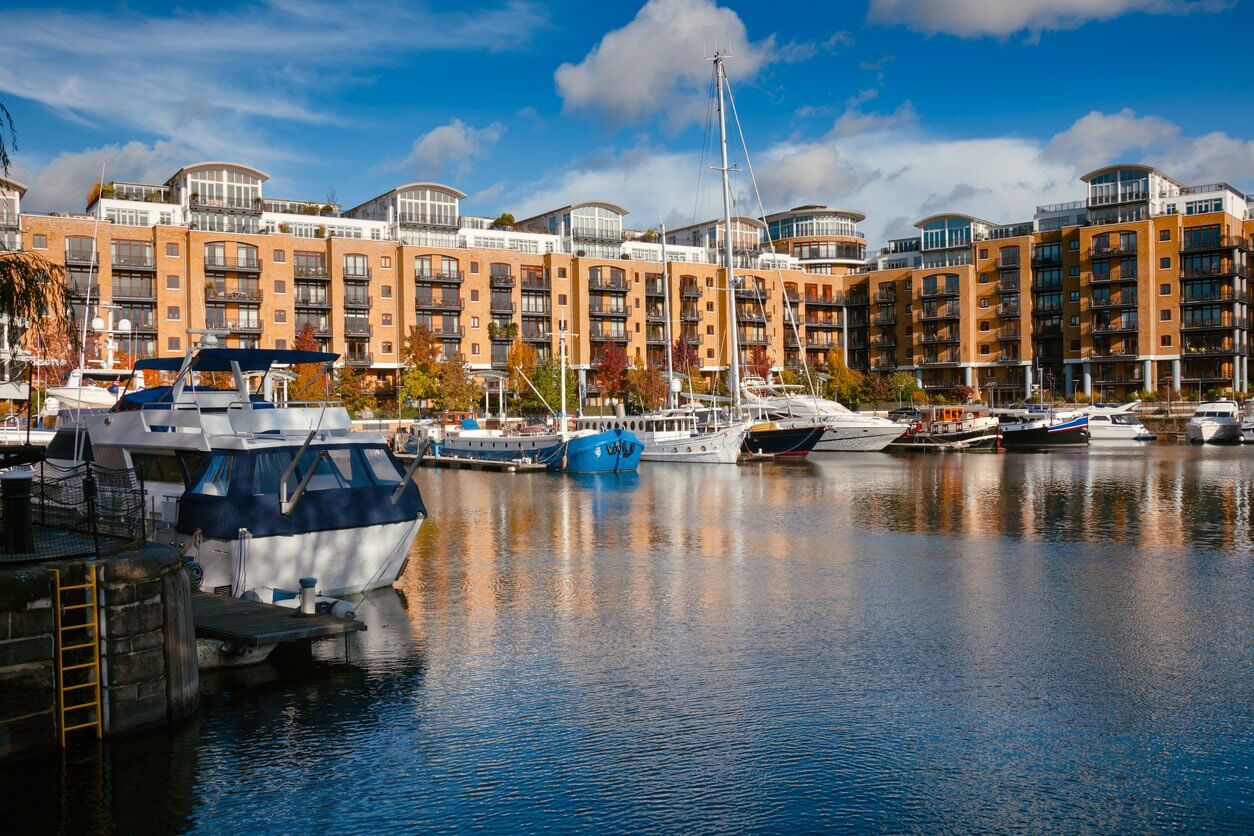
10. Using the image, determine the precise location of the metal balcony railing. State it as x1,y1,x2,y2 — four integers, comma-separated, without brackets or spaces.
207,256,262,272
111,254,155,270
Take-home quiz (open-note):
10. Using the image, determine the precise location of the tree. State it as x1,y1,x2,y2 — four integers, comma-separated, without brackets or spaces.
886,370,918,404
491,213,516,229
594,342,628,403
433,354,478,412
624,364,667,413
745,348,772,381
289,323,328,402
507,338,540,412
825,349,863,408
335,363,377,415
859,373,892,406
400,325,442,409
945,384,975,404
529,357,578,416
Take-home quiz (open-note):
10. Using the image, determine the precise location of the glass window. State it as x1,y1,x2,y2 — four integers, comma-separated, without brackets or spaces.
192,455,234,496
273,250,286,263
167,306,180,320
362,448,403,484
1160,309,1171,321
1160,257,1171,269
253,450,295,495
1160,284,1171,296
296,449,342,492
166,243,179,257
166,274,179,289
33,234,47,249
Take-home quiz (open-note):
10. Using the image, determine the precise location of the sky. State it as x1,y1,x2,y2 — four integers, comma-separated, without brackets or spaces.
1,0,1252,247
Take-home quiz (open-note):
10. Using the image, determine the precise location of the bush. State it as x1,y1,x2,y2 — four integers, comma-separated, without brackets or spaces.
1072,391,1091,404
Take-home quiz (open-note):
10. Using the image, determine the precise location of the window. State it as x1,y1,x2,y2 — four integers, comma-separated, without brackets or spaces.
276,339,287,350
1069,315,1079,326
275,310,286,323
558,294,567,305
980,344,990,354
274,280,286,294
1069,266,1079,277
381,256,392,268
706,325,714,335
1070,339,1080,351
1069,239,1079,250
168,337,180,350
1160,229,1171,242
273,249,286,263
382,313,392,326
32,234,46,249
362,448,402,484
166,243,179,257
707,349,714,359
470,289,479,302
1069,291,1080,302
470,262,479,274
1160,283,1171,296
192,455,234,496
471,316,480,328
557,267,567,278
706,301,714,312
979,321,990,331
382,341,393,354
1159,257,1171,270
471,343,480,356
1160,309,1171,321
979,248,988,259
381,285,392,298
1121,258,1137,279
1161,335,1172,347
167,306,180,320
166,274,179,289
979,274,989,284
979,298,989,308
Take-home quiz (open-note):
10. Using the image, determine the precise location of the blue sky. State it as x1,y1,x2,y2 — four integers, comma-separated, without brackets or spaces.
2,0,1252,245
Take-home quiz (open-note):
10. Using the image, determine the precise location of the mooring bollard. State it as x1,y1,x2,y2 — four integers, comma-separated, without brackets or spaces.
299,577,317,616
1,470,34,554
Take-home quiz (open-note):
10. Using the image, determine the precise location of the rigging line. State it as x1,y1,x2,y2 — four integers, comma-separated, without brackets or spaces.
723,75,821,410
693,71,718,229
73,161,107,463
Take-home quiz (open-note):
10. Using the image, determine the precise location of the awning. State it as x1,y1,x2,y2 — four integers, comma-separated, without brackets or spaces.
134,348,338,373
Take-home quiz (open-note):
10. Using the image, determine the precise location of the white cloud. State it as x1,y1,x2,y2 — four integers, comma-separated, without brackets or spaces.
554,0,823,127
405,119,504,173
0,1,545,164
12,140,192,212
867,0,1233,39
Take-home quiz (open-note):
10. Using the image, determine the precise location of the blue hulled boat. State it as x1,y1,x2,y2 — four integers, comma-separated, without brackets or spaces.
438,419,642,473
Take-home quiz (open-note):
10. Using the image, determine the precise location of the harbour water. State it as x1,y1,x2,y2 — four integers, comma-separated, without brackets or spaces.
5,446,1252,831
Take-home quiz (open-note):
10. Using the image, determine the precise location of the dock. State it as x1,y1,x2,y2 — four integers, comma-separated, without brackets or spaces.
191,592,366,647
395,453,549,473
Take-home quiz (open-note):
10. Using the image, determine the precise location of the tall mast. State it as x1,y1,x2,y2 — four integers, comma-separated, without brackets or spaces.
660,223,674,409
714,52,741,411
559,331,568,441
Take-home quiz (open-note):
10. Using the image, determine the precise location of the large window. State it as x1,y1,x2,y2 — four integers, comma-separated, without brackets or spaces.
397,187,458,227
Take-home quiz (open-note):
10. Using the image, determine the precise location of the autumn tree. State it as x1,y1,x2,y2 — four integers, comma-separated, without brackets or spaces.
825,349,864,408
289,323,329,402
529,357,578,417
669,337,704,394
594,342,628,404
624,364,667,413
745,349,772,381
400,324,442,410
886,370,918,405
433,353,478,412
335,363,378,415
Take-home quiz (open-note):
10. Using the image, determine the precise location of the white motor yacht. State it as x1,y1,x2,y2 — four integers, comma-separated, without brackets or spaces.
1242,401,1254,443
740,381,906,452
1185,401,1243,444
1082,401,1155,445
41,365,144,421
43,344,426,597
575,408,749,464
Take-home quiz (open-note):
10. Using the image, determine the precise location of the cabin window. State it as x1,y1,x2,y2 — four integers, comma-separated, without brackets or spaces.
193,456,234,496
296,449,344,492
362,448,403,484
253,450,296,495
131,453,196,484
325,448,375,489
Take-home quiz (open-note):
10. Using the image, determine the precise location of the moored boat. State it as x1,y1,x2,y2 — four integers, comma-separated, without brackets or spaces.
889,405,1000,451
1082,401,1155,445
998,412,1090,450
1185,400,1242,444
439,418,642,472
742,421,825,457
575,410,747,464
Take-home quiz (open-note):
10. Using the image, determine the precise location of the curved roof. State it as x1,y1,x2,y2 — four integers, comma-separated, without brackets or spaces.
394,182,467,200
165,161,270,185
571,200,629,216
768,205,867,224
914,212,993,229
1079,163,1183,186
0,175,28,196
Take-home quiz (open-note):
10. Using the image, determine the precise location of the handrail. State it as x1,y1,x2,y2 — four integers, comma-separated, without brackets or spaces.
391,441,427,505
279,430,318,515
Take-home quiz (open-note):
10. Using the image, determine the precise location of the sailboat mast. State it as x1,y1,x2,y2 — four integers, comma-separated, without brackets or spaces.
660,223,675,409
559,331,568,441
714,52,741,411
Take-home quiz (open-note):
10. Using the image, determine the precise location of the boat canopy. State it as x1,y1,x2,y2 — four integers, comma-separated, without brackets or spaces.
134,348,337,373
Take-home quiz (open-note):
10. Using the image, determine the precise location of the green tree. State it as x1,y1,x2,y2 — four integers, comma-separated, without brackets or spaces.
529,357,578,416
886,370,918,404
491,213,516,229
433,353,478,412
859,373,892,406
400,325,442,410
335,363,378,415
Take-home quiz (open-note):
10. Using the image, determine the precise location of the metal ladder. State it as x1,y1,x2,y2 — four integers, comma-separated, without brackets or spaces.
50,565,103,745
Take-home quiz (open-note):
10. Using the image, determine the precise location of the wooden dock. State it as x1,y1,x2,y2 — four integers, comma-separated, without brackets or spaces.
191,592,366,647
395,453,549,473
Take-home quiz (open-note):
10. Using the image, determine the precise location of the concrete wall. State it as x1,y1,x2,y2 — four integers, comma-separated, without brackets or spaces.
0,545,198,762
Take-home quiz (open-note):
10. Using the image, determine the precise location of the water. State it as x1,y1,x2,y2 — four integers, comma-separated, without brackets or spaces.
6,447,1252,831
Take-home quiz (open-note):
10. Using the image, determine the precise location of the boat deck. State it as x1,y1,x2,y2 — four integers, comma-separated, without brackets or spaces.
192,592,366,647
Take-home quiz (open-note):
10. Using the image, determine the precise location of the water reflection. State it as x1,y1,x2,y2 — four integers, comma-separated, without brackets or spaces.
3,447,1250,830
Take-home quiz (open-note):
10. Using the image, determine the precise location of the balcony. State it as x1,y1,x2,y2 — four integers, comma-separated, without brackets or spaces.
872,358,896,371
589,274,629,292
1087,244,1136,259
845,292,869,306
681,283,702,298
398,212,458,230
805,294,842,307
997,260,1021,272
415,296,464,311
344,322,372,338
995,353,1022,364
804,318,840,330
997,277,1020,293
1030,305,1061,317
207,257,262,273
1031,249,1062,266
1091,319,1138,334
68,281,100,297
207,319,264,334
489,274,516,289
737,307,767,323
205,286,263,304
589,306,628,319
1088,347,1138,359
521,275,551,292
111,283,155,302
921,333,959,344
522,329,550,343
1088,189,1149,208
491,299,516,315
920,285,960,299
874,290,897,304
111,254,155,271
588,329,629,343
784,333,799,348
0,211,18,230
645,280,666,297
1183,342,1241,356
189,195,262,215
736,285,767,301
874,312,897,326
1090,296,1138,309
1182,262,1248,279
1182,288,1246,305
65,250,99,267
1182,317,1245,331
920,355,961,366
998,328,1022,341
430,327,462,341
294,294,330,309
870,335,896,348
1180,234,1248,253
680,309,700,323
344,295,372,310
920,305,960,320
296,323,332,338
571,227,625,244
740,333,770,347
346,352,374,366
646,311,666,323
417,271,464,285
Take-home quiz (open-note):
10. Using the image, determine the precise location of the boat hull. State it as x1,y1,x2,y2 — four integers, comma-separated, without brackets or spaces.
999,416,1090,449
889,426,999,451
813,423,906,452
1185,420,1242,444
743,425,824,457
1087,427,1155,445
440,428,642,472
641,424,747,464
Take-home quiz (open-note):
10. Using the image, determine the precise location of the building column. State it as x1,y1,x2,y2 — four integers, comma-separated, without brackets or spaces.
1082,361,1092,398
915,368,923,388
1172,358,1182,392
1142,358,1153,392
842,311,849,368
1234,356,1241,396
963,365,973,388
1064,364,1074,398
1024,365,1033,400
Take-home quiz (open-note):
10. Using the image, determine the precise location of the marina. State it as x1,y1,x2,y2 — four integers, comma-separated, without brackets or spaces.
3,449,1250,831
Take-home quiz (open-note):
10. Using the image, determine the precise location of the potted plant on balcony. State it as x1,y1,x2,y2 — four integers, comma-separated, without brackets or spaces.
315,226,326,238
488,322,500,340
278,222,291,233
507,322,519,339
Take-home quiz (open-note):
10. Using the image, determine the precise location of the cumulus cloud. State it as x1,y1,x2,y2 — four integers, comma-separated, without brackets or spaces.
12,140,192,212
405,119,505,173
867,0,1234,39
554,0,830,127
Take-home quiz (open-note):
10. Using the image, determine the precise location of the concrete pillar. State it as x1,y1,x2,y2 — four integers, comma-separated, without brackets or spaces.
915,368,923,388
1082,361,1092,398
1024,365,1033,399
1064,364,1074,397
1172,358,1182,392
1143,358,1153,392
963,365,973,388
